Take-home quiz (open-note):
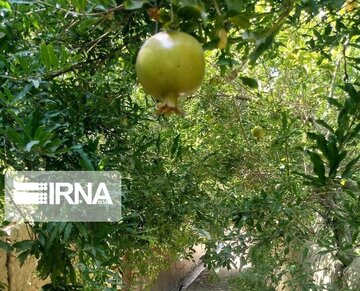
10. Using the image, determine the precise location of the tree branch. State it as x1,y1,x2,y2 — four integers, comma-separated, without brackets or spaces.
44,50,117,80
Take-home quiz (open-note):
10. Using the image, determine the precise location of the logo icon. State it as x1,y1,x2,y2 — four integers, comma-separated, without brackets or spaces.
12,181,48,204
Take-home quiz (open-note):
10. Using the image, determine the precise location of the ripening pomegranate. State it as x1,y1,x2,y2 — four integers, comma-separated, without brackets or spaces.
136,31,205,115
252,126,266,139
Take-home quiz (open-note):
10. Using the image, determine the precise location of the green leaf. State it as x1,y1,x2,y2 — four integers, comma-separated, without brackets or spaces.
229,14,250,29
40,43,51,69
18,250,31,266
75,148,94,170
179,0,202,9
203,39,221,50
156,134,161,153
337,109,350,142
301,246,309,263
327,136,342,177
69,264,77,285
315,119,334,133
29,14,40,29
124,0,143,10
63,223,73,243
324,24,332,36
77,17,102,33
307,132,318,141
47,225,60,249
75,223,88,239
13,239,34,251
72,0,87,12
307,151,326,184
11,83,32,105
38,233,46,246
343,83,360,104
225,0,243,15
17,55,30,74
342,155,360,178
240,76,258,89
0,0,11,10
59,45,70,67
29,109,41,137
345,123,360,143
46,43,59,69
281,112,288,131
171,134,180,158
352,231,359,244
316,134,330,161
6,128,24,147
3,87,14,101
0,240,13,252
249,36,273,65
327,97,343,109
34,126,54,143
178,0,207,23
45,138,62,152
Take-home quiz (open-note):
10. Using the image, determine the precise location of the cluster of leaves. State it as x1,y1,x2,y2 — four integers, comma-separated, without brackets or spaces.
301,84,360,267
303,84,359,187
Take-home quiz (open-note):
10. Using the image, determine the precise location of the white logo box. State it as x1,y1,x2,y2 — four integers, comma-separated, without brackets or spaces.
5,171,122,222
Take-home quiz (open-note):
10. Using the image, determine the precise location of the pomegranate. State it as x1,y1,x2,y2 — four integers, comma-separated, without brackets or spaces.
136,31,205,115
252,126,266,139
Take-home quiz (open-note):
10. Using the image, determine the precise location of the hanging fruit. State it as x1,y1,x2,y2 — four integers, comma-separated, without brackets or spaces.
136,31,205,115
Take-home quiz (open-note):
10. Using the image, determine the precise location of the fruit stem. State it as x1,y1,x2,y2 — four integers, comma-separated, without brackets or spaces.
170,0,174,24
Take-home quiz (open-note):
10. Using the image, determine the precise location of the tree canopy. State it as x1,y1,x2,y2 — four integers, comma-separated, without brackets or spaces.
0,0,359,290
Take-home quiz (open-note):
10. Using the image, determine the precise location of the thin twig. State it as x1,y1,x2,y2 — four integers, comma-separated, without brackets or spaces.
213,0,222,16
85,30,111,54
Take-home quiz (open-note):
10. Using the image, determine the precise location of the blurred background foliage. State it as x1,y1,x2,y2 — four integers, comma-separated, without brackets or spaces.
0,0,359,289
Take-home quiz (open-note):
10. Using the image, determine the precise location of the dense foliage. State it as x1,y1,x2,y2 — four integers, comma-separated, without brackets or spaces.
0,0,359,290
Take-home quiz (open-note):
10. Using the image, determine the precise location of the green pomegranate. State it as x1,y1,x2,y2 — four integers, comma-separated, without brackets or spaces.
252,126,266,139
136,31,205,115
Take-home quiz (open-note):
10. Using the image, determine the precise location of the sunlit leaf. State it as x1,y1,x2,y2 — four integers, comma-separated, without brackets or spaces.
217,28,228,50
